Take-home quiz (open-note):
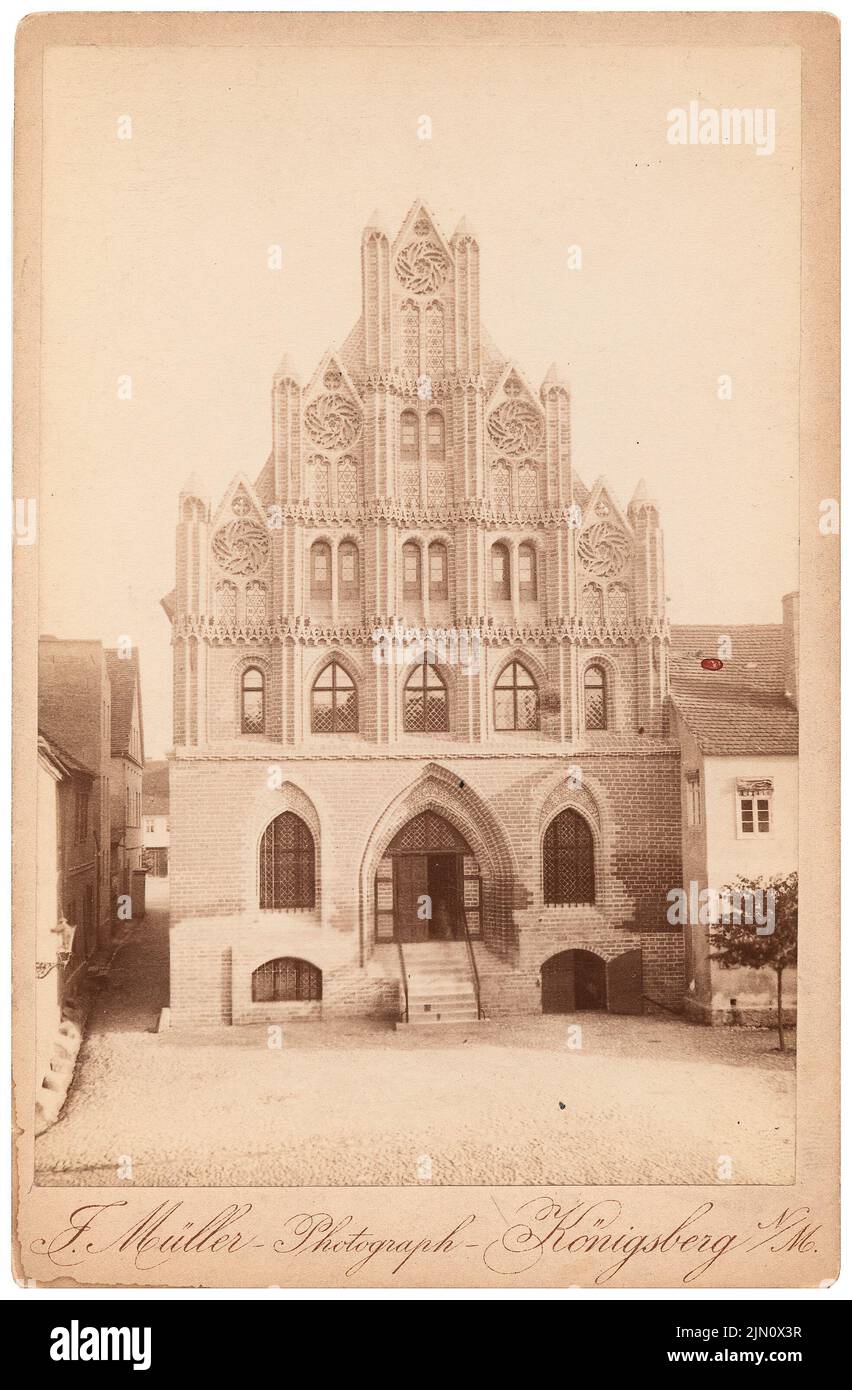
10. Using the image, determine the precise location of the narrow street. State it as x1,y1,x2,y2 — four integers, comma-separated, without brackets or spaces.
35,878,796,1188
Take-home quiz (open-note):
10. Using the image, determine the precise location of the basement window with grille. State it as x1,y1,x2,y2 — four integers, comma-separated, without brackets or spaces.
251,957,322,1003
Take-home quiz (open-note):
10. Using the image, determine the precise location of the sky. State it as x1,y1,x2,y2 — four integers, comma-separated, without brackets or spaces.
38,41,801,757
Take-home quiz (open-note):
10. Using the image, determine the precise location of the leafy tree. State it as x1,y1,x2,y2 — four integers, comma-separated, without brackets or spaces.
709,872,798,1050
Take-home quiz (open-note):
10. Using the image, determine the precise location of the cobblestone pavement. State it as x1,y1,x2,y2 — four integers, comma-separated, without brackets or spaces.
35,880,795,1188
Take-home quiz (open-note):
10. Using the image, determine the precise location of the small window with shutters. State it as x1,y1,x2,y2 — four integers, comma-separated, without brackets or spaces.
311,541,332,600
491,543,510,602
402,542,422,599
519,543,537,600
429,543,448,599
400,410,418,459
338,542,359,600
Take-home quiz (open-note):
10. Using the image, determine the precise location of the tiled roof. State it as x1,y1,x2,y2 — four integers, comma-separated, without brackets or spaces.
104,648,144,762
37,731,96,781
669,623,798,756
38,638,107,774
142,759,170,816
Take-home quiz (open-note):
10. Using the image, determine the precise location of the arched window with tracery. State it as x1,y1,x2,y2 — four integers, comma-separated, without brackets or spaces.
543,809,595,905
584,665,607,731
312,661,358,733
403,657,449,733
241,667,265,735
494,661,540,731
259,812,315,909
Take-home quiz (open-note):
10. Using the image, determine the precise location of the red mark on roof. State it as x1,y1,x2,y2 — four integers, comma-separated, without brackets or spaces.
700,658,724,671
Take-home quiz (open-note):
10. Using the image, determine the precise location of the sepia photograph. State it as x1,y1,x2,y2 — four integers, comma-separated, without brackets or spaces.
13,10,838,1290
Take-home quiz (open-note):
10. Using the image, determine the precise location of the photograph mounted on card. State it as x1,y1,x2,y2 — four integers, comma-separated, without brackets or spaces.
12,11,838,1288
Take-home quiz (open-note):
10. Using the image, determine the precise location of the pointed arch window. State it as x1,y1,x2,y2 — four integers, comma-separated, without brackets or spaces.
518,544,537,601
584,665,607,731
428,542,448,600
310,541,332,600
494,661,539,732
491,461,511,509
259,813,315,909
215,581,237,625
402,542,422,600
491,542,511,601
401,303,419,375
404,657,449,733
425,302,445,377
338,542,360,600
543,809,595,905
312,661,358,733
246,582,267,624
241,667,266,735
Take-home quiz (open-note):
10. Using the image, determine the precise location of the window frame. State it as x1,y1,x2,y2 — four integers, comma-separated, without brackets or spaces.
241,665,266,736
493,660,540,732
518,543,537,601
428,542,448,600
403,656,449,734
583,664,608,732
310,540,332,600
337,541,360,601
542,809,596,906
259,812,316,910
402,541,422,600
736,785,773,838
490,542,511,602
311,660,358,734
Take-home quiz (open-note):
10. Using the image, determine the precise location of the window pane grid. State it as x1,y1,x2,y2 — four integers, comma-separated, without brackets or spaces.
260,813,315,909
543,810,595,905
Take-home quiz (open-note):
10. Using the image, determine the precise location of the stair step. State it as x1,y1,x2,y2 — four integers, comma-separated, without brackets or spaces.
396,1016,484,1031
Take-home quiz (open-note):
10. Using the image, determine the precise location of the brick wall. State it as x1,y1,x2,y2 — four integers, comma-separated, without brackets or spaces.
169,744,685,1026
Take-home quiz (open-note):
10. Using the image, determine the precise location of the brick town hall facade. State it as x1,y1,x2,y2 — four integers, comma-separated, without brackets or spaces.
163,200,684,1029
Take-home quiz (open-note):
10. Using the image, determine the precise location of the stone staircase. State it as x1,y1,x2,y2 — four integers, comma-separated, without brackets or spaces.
396,942,482,1030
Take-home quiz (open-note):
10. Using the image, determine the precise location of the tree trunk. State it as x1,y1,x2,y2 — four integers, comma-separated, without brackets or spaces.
776,967,785,1051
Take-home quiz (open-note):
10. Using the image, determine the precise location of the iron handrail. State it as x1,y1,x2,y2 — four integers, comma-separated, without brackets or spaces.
460,915,483,1020
396,936,409,1023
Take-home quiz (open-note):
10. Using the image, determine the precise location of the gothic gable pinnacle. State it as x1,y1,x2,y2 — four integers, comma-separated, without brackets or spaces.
584,477,635,536
304,348,363,406
211,472,267,529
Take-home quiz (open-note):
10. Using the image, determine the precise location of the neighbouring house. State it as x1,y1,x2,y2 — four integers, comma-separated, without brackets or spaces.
38,639,113,952
668,593,799,1025
162,200,685,1030
105,647,146,918
142,760,170,876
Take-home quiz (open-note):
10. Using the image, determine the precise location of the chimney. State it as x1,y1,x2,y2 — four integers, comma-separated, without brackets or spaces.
781,591,799,708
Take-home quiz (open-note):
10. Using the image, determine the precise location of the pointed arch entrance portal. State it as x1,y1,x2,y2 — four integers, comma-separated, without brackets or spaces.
374,810,482,943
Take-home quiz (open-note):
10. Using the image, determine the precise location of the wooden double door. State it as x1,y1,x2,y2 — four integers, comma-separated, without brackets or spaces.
393,852,464,942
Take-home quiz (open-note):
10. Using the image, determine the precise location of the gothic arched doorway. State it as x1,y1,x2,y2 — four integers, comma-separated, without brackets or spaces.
374,810,481,943
541,949,607,1013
